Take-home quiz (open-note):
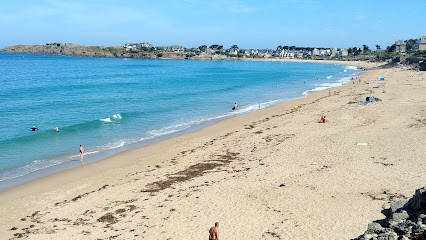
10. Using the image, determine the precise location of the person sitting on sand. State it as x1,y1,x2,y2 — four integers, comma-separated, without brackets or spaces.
318,116,327,123
209,222,219,240
30,126,38,131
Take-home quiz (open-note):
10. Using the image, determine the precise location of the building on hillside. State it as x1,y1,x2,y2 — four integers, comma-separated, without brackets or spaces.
318,49,330,56
330,48,338,57
412,36,426,51
280,50,295,58
124,42,153,50
312,48,320,56
395,40,406,53
337,48,348,57
228,48,238,55
263,52,273,58
295,51,304,58
46,43,71,47
160,45,185,52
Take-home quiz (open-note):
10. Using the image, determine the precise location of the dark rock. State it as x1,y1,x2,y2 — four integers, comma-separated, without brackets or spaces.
390,199,408,214
406,188,426,211
367,223,383,233
389,211,409,226
354,187,426,240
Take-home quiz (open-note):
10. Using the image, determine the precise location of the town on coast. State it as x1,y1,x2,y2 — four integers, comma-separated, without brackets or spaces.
2,36,426,70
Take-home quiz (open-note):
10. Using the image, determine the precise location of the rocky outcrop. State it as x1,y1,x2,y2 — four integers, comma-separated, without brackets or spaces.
354,187,426,240
0,45,192,60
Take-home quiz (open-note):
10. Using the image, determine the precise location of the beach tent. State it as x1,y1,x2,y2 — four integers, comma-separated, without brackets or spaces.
379,77,385,81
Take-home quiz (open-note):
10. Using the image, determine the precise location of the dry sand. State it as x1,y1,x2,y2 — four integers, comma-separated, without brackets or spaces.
0,61,425,240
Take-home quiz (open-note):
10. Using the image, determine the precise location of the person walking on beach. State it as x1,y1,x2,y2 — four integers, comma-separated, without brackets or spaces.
209,222,219,240
79,145,84,166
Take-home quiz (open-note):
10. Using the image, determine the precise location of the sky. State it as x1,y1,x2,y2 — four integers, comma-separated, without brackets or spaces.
1,0,425,50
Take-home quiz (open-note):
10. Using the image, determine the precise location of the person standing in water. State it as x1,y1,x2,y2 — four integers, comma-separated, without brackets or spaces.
79,145,84,166
233,103,239,111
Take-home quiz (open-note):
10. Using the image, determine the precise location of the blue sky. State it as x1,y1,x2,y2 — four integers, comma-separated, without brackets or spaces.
1,0,425,49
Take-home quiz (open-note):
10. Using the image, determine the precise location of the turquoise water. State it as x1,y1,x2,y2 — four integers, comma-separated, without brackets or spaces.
0,53,360,184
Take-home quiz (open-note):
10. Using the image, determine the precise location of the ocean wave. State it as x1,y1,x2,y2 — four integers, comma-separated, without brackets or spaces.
326,75,333,79
345,65,358,70
302,76,351,95
100,113,122,123
100,117,111,123
145,100,282,139
97,140,126,149
0,157,63,182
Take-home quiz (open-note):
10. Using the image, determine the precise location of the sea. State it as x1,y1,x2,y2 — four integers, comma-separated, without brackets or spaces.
0,53,361,191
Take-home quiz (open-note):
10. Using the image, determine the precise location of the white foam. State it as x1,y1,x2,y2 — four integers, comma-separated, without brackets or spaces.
344,69,347,72
100,117,111,123
100,114,122,123
112,114,122,119
98,140,126,149
0,158,63,182
302,76,351,95
345,65,358,70
326,75,333,79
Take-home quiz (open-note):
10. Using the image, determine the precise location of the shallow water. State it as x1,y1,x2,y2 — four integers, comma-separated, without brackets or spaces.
0,53,360,184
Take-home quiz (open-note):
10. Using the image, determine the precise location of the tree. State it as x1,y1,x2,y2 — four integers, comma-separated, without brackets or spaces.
289,46,296,50
276,45,282,51
362,44,369,52
405,38,417,51
209,44,219,50
386,44,396,53
231,44,239,50
375,45,381,51
198,45,207,52
352,47,361,55
217,45,223,51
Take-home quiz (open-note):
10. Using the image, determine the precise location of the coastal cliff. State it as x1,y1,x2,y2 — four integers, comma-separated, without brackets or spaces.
0,44,202,60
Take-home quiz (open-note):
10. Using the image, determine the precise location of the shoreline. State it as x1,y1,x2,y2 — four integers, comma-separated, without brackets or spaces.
0,58,364,193
0,59,371,202
1,60,424,239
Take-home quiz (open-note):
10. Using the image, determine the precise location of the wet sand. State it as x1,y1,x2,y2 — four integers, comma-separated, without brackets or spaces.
0,61,425,239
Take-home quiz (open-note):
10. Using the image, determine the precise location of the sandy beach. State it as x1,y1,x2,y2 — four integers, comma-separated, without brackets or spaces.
0,60,424,239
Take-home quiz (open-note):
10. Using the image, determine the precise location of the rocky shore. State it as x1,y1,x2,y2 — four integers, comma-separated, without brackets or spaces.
355,187,426,240
0,44,236,60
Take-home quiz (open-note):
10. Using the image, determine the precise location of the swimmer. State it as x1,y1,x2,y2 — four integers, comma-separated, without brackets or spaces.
30,126,38,131
233,103,239,111
54,127,59,132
